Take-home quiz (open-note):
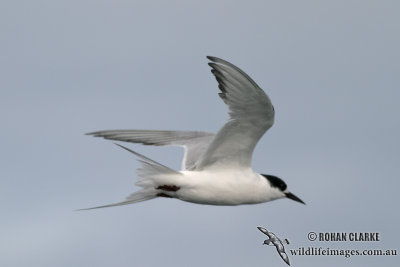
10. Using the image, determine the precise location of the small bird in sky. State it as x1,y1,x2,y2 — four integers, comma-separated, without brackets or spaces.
258,227,291,266
83,56,305,209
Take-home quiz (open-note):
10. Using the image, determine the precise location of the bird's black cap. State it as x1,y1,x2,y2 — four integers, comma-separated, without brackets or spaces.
262,174,287,191
262,174,305,205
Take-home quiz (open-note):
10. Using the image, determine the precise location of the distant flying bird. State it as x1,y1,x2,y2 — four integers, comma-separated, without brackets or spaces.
83,56,305,210
257,227,291,266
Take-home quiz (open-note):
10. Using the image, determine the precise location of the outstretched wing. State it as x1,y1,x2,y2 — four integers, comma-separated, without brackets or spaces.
276,245,290,266
195,56,274,170
87,130,215,170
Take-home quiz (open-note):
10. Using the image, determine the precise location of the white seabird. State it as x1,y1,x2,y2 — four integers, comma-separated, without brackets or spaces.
83,56,305,209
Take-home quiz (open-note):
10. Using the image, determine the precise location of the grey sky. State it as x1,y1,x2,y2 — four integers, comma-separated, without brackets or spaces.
1,1,399,266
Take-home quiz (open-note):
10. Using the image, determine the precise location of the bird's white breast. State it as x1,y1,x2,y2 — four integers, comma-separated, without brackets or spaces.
172,169,280,205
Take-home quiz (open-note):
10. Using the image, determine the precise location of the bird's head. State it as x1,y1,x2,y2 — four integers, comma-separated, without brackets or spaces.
262,174,305,204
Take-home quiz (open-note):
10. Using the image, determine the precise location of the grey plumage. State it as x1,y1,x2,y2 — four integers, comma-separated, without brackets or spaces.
81,56,304,210
87,130,215,170
195,56,275,169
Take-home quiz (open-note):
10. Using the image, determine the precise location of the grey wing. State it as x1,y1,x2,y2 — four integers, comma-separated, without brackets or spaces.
258,227,274,239
196,57,274,170
87,130,215,170
275,240,290,266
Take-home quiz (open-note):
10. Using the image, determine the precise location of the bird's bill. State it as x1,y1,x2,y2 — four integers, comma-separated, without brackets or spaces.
285,192,305,205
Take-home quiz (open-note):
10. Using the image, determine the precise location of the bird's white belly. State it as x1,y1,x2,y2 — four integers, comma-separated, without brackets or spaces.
174,170,272,205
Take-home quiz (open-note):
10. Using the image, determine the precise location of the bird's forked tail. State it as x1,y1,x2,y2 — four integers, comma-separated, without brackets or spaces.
79,143,182,210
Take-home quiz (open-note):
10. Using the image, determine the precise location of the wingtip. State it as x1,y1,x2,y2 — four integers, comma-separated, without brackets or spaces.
85,131,103,136
208,62,219,70
257,226,267,233
206,56,219,62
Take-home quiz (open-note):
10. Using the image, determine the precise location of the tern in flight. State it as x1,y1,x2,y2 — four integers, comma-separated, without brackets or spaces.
83,56,305,209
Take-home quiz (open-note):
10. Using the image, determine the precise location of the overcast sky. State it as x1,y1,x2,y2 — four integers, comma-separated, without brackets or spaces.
1,1,399,266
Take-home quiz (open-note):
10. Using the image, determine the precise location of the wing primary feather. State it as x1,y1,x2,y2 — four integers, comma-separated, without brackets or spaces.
196,56,274,170
207,56,260,89
86,130,215,170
